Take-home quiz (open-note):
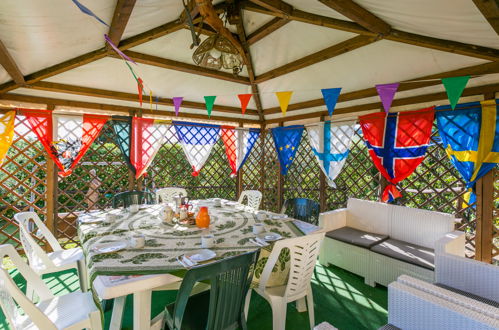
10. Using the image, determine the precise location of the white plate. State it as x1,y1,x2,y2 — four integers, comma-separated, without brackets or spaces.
79,216,104,224
258,232,283,242
91,241,128,254
271,214,288,220
185,249,216,262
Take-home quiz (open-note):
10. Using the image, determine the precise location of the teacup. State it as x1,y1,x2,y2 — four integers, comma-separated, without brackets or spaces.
256,211,268,221
201,234,215,248
129,204,139,214
213,198,222,207
106,213,119,223
253,223,265,235
130,234,146,248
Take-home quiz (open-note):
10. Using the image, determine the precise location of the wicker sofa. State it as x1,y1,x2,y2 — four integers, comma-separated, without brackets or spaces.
382,253,499,330
318,198,463,287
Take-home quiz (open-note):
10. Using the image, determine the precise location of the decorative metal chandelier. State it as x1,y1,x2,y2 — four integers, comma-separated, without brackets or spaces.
192,34,244,75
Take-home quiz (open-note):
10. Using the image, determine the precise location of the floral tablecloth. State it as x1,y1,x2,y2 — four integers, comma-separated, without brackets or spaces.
78,200,317,286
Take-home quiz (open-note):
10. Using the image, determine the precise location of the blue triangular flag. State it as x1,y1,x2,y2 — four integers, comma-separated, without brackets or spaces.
321,88,342,117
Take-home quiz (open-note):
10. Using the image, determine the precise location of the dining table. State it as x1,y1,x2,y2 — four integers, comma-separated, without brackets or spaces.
77,198,321,329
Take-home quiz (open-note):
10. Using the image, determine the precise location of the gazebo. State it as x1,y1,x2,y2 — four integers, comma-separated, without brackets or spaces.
0,0,497,329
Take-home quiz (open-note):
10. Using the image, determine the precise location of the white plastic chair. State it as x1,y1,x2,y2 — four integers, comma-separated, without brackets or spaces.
237,190,262,210
245,232,325,330
155,187,188,204
0,244,101,330
14,212,88,295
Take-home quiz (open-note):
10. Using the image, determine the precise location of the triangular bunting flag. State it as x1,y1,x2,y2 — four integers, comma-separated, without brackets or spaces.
173,97,183,116
137,78,144,106
0,111,16,165
204,96,216,117
321,88,342,117
173,121,221,176
22,109,108,177
306,121,355,187
238,94,252,115
221,126,260,177
442,76,470,110
131,117,171,179
111,116,136,174
271,125,304,175
376,83,399,113
275,91,293,116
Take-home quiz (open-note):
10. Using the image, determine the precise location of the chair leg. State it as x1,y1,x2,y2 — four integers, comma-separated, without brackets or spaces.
109,296,126,330
89,309,103,330
26,282,34,301
296,297,307,312
270,298,287,330
306,291,315,329
77,259,89,292
244,289,252,319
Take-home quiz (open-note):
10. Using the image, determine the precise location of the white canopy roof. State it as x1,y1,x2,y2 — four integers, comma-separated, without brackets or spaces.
0,0,497,125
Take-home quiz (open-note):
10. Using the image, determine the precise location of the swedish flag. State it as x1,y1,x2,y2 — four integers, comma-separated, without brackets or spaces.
435,100,499,206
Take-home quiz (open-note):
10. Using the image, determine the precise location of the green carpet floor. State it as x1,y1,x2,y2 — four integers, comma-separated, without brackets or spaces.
0,263,387,329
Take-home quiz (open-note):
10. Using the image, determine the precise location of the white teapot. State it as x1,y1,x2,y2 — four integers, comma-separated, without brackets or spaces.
159,205,175,223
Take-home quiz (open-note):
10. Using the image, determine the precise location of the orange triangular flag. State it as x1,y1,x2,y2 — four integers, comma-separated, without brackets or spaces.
275,91,293,116
238,94,252,115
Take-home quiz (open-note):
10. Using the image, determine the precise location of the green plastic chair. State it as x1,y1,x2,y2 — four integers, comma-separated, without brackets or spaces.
112,190,155,208
164,250,259,330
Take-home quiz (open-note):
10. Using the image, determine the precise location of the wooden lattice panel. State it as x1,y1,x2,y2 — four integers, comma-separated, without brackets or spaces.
326,126,380,210
56,122,130,247
493,167,499,265
261,131,280,212
241,130,264,192
147,125,236,201
0,115,47,251
283,130,320,205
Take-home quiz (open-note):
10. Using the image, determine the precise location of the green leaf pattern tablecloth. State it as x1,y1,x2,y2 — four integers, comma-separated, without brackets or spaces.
78,200,314,287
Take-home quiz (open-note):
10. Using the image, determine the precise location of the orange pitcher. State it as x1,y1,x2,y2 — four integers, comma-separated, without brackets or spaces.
196,206,210,228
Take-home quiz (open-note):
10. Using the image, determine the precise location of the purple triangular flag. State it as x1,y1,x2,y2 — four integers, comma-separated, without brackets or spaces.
173,97,183,116
321,88,342,117
376,83,400,113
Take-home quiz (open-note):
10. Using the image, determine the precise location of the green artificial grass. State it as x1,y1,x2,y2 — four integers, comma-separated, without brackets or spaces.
0,263,387,330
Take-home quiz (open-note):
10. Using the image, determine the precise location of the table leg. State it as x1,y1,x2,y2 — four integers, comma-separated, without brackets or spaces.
134,290,152,330
109,296,126,330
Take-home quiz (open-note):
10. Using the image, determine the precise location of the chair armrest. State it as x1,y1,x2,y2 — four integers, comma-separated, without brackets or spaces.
435,230,465,257
435,253,499,302
318,208,347,232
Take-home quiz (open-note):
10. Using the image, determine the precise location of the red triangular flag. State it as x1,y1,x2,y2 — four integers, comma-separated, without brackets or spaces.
237,94,252,115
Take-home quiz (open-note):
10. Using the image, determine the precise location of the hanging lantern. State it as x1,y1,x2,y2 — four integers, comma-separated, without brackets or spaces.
192,34,244,74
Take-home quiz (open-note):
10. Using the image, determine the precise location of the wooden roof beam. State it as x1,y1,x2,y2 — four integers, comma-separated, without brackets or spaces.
106,0,137,49
265,82,499,124
263,61,499,114
248,0,292,15
27,81,259,115
0,40,25,85
247,17,289,45
0,93,260,124
318,0,391,36
242,1,499,61
255,35,377,84
112,51,251,85
472,0,499,35
235,8,265,122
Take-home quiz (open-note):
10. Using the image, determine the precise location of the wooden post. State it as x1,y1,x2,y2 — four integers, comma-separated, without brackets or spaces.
259,126,266,209
475,170,494,263
236,122,244,198
45,105,57,237
277,122,284,212
378,174,388,202
319,116,327,211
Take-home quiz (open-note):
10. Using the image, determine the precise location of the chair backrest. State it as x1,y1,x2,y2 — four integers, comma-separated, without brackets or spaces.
112,190,155,208
156,187,188,204
237,190,262,210
0,244,55,330
170,250,259,330
14,212,61,269
281,198,320,225
258,232,325,302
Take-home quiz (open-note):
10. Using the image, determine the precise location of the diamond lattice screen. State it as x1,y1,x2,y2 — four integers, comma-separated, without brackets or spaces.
56,121,130,247
0,115,47,251
493,167,499,265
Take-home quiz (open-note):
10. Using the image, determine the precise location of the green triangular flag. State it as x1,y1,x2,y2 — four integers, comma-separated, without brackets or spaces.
204,96,216,117
442,76,470,110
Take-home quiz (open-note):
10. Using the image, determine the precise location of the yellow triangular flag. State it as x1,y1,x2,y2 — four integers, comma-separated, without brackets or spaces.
275,91,293,116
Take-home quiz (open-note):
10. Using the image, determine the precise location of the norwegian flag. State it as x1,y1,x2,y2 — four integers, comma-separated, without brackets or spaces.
359,107,435,202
